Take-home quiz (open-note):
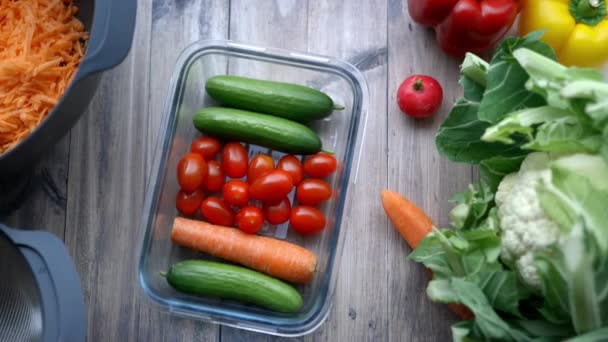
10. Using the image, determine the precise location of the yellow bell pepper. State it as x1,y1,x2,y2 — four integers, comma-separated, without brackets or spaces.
519,0,608,67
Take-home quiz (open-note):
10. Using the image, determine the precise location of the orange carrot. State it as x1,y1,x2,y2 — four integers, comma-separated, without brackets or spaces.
381,189,474,320
171,217,317,284
381,189,433,249
0,0,89,153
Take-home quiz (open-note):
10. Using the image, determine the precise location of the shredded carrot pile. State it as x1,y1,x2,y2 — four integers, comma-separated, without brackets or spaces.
0,0,88,153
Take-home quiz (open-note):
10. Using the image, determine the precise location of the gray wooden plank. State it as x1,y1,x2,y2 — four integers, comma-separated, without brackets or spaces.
62,1,154,340
386,1,473,341
304,2,389,341
147,0,229,176
138,1,230,341
3,135,69,239
221,0,309,340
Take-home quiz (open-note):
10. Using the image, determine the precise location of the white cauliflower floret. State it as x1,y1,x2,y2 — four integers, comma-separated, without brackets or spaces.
496,153,562,289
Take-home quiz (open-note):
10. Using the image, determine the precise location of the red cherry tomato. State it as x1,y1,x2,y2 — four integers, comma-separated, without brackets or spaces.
277,155,304,185
177,152,207,192
290,206,327,235
263,197,291,225
222,142,248,178
200,197,235,226
203,160,224,192
236,206,265,234
176,189,204,216
396,75,443,118
222,180,250,207
249,170,294,202
191,137,221,160
296,179,332,206
303,153,337,179
247,154,275,184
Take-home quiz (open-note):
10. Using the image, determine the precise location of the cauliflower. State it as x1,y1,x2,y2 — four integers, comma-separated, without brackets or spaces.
495,153,562,289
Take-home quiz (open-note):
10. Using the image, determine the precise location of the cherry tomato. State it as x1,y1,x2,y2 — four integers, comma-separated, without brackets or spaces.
296,179,332,206
290,206,327,235
222,142,248,178
177,152,207,192
222,180,250,207
175,189,204,216
277,155,304,185
236,206,265,234
263,197,291,225
203,160,224,192
396,75,443,119
249,170,294,202
200,197,235,226
247,154,275,184
191,137,221,160
303,153,337,179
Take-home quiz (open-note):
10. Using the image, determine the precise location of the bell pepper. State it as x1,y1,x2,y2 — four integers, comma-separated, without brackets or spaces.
519,0,608,67
408,0,519,57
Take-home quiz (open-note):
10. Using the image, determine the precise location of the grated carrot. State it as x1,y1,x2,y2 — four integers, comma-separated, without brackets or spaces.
0,0,88,154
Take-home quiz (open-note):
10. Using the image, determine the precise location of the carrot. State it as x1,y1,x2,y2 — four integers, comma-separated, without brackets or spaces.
381,189,474,320
381,189,433,249
171,217,317,284
0,0,88,154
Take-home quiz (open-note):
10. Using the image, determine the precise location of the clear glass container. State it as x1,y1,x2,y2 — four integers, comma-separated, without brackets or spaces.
138,40,368,336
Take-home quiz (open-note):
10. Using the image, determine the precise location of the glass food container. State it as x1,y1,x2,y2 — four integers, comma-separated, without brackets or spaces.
138,40,368,337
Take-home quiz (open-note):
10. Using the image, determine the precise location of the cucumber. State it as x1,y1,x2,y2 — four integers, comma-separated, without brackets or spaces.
193,107,322,155
165,260,303,313
205,75,343,121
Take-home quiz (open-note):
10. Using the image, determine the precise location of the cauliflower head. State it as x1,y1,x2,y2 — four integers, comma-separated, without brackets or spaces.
495,153,562,289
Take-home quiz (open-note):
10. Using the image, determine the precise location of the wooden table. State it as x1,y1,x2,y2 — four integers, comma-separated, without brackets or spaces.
9,1,605,341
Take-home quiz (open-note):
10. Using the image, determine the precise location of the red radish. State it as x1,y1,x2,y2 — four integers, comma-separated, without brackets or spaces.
397,75,443,118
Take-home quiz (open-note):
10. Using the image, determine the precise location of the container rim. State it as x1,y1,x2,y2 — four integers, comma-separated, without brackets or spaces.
137,39,369,337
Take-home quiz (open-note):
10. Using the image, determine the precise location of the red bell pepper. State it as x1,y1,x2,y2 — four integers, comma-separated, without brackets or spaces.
408,0,518,57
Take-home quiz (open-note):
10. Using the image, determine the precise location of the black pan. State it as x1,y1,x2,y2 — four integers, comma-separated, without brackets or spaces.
0,0,137,178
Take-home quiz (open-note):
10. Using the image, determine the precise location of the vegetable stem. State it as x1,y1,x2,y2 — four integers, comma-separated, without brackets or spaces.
413,78,424,92
561,80,608,99
578,0,600,16
333,104,345,110
461,53,489,88
513,48,567,82
570,0,607,27
160,271,167,278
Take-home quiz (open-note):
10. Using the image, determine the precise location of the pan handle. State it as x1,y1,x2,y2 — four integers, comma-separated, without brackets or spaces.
74,0,137,82
0,226,86,342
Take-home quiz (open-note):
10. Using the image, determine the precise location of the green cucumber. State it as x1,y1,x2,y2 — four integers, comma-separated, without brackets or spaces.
165,260,303,313
193,107,322,155
205,75,343,121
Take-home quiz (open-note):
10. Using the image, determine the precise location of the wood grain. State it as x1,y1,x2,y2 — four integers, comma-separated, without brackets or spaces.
7,1,608,341
140,1,230,341
305,1,389,341
386,1,470,341
3,134,69,238
62,1,153,340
